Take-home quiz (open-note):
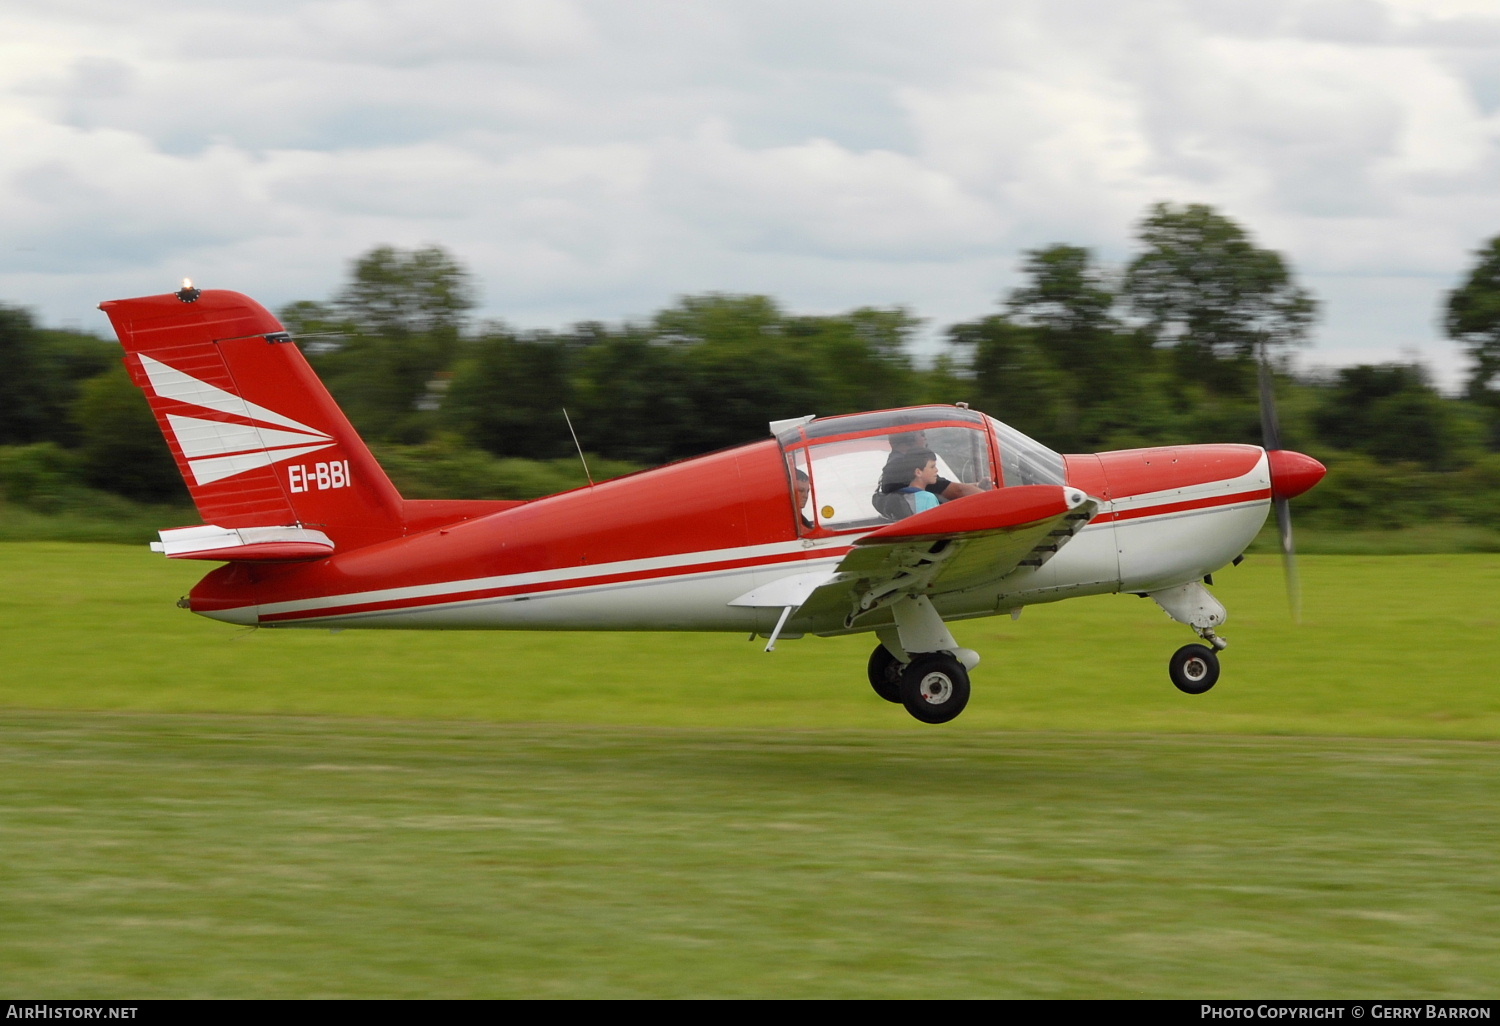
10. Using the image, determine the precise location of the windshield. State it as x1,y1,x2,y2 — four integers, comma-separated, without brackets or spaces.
987,416,1067,486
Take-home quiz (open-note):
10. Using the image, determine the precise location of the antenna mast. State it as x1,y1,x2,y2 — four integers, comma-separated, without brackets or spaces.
562,408,595,487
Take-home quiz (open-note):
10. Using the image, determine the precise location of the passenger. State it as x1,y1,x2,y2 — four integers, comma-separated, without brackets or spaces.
873,430,981,519
876,429,984,501
878,448,943,518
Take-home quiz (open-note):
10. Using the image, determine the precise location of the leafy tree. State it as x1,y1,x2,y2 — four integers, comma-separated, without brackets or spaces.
784,307,922,414
1312,364,1461,470
287,245,477,443
35,328,121,448
954,244,1178,451
568,322,697,465
947,316,1071,445
918,352,974,409
652,294,824,457
1123,203,1317,389
0,305,50,445
443,326,578,460
70,366,186,502
1453,453,1500,529
335,245,476,337
1290,451,1438,530
1007,244,1117,342
372,438,640,500
1001,243,1162,447
1443,235,1500,407
0,305,119,447
565,295,836,461
0,443,87,512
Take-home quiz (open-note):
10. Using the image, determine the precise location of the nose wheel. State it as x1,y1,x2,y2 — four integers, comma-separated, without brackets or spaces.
1169,644,1220,695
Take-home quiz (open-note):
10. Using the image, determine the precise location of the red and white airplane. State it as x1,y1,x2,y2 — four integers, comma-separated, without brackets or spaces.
101,285,1327,724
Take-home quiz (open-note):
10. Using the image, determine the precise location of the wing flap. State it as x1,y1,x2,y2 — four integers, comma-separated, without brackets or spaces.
727,569,848,610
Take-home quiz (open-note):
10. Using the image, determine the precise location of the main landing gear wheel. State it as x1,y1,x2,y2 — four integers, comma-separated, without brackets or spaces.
867,644,905,704
1169,644,1221,695
900,654,971,724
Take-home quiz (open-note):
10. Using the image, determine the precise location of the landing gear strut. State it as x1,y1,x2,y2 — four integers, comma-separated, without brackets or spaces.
1169,644,1220,694
1150,581,1229,696
867,597,980,724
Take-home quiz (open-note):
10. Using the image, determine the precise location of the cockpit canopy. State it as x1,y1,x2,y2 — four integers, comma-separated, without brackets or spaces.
775,405,1066,533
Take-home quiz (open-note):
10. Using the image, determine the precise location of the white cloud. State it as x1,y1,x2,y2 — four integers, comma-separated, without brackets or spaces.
0,0,1497,393
0,117,281,273
651,122,1006,259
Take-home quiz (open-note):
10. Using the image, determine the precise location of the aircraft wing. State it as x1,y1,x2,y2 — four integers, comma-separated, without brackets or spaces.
731,485,1097,643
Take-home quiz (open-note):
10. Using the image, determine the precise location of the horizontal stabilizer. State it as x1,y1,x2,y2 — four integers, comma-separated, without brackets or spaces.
151,524,335,562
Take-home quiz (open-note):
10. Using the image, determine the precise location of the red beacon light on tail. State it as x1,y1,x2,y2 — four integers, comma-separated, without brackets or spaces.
100,286,1327,725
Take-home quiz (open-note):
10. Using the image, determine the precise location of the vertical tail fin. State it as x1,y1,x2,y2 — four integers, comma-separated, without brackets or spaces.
100,289,406,556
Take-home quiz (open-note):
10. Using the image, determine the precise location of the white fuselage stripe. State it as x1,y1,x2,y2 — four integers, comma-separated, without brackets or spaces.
282,561,846,625
239,473,1271,619
252,537,834,616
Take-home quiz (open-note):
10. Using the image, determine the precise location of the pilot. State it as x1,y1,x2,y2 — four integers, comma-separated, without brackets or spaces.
879,448,943,518
873,430,982,519
793,469,815,530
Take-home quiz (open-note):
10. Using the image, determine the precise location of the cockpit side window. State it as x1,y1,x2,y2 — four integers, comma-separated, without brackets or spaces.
788,449,814,533
775,408,1065,532
779,411,997,531
803,435,909,530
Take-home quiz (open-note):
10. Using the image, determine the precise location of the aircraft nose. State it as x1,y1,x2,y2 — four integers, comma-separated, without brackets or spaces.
1266,450,1327,501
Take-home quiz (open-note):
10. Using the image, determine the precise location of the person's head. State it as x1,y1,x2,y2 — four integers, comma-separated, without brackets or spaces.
888,430,928,454
793,469,811,507
887,449,938,488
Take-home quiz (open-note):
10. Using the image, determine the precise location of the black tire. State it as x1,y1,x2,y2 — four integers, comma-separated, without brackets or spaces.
1169,644,1220,695
867,644,905,703
900,653,971,724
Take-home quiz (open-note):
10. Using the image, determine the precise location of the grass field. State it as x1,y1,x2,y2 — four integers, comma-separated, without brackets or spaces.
1,542,1498,997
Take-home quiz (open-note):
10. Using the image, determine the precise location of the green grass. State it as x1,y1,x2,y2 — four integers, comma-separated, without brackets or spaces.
3,542,1497,738
1,543,1498,997
2,714,1496,998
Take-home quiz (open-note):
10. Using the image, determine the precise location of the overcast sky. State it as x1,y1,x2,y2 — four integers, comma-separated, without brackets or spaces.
4,0,1499,389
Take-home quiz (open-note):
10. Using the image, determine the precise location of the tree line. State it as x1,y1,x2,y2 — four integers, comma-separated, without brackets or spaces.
4,201,1500,535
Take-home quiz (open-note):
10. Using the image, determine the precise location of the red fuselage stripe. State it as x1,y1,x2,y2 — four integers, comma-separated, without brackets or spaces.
1091,488,1270,524
257,546,854,623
